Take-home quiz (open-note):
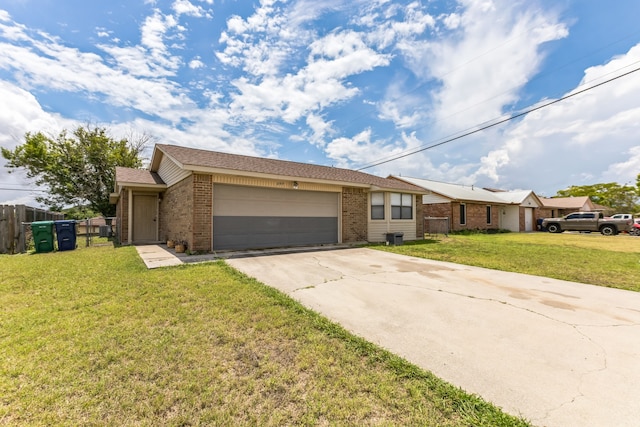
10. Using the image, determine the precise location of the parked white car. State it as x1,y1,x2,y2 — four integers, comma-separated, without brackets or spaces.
609,214,634,220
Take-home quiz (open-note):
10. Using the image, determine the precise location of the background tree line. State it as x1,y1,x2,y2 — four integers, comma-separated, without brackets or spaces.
554,179,640,214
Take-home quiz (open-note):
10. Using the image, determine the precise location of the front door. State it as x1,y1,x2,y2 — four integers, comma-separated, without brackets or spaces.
132,194,158,243
524,208,533,231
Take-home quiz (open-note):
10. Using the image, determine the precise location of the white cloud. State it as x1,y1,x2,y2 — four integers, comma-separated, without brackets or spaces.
0,81,75,206
401,0,568,131
0,14,198,124
474,42,640,193
442,13,461,30
305,113,334,147
226,28,390,124
96,27,111,38
188,57,205,69
172,0,212,18
325,129,401,168
140,9,182,71
603,146,640,185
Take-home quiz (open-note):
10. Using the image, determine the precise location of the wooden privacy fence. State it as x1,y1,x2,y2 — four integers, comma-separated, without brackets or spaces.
0,205,64,254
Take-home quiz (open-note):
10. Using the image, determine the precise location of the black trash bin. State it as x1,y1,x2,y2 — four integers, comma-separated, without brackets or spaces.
32,221,55,253
54,220,77,251
385,232,404,245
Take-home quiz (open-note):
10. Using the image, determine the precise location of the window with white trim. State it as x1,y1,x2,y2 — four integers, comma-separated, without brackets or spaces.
371,192,385,220
486,205,492,224
460,203,467,225
391,193,412,220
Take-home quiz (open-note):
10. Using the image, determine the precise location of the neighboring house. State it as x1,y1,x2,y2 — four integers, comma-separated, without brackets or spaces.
390,176,539,232
110,144,425,252
486,189,543,232
76,216,117,236
537,196,596,219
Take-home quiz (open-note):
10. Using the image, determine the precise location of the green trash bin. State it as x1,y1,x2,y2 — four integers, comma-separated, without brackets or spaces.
32,221,55,253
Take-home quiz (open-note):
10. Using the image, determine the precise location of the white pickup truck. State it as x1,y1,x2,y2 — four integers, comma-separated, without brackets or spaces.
541,212,633,236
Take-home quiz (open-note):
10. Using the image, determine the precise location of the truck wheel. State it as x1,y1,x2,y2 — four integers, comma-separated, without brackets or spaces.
600,225,616,236
547,224,561,233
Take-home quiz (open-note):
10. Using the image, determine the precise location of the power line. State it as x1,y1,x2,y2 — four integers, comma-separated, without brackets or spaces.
356,60,640,169
0,187,48,192
356,65,640,171
339,27,640,139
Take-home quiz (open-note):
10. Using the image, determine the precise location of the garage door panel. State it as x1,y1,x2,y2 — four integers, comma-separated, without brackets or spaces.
214,185,337,217
213,216,337,250
213,185,339,250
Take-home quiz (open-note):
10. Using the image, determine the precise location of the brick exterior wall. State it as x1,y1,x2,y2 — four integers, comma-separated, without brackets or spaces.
158,174,212,252
519,207,527,232
192,174,212,251
116,189,129,244
415,198,424,238
159,175,193,248
342,187,368,242
424,202,451,219
423,202,501,231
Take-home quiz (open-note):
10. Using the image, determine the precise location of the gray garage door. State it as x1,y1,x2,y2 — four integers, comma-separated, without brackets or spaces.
213,185,339,250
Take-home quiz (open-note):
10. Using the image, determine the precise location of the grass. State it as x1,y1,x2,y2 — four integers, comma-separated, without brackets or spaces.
375,232,640,292
0,244,527,426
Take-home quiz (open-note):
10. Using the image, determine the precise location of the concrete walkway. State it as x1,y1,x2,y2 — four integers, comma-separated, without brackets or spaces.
135,243,353,269
135,244,183,268
225,247,640,427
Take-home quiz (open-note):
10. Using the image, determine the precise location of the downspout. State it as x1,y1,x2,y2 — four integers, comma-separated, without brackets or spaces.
211,183,216,252
128,189,133,244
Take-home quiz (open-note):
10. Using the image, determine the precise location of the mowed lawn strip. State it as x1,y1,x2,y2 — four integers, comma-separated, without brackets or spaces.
375,232,640,292
0,245,527,426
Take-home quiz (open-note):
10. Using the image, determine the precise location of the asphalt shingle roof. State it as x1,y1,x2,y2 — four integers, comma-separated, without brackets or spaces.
115,166,164,185
539,196,592,209
155,144,424,192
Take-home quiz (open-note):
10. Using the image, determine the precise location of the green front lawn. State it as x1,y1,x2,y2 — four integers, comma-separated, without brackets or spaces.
0,245,526,426
375,232,640,292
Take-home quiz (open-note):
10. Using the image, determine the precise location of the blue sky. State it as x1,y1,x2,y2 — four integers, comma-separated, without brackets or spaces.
1,0,640,207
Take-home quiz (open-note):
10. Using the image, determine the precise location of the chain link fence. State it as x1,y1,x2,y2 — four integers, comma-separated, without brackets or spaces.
424,216,449,238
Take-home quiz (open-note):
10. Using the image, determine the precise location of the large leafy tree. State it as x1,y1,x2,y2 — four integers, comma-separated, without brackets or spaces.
555,182,640,213
2,125,147,216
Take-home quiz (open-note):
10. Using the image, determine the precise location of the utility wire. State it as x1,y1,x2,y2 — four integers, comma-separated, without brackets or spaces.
356,59,640,168
356,65,640,171
0,187,48,192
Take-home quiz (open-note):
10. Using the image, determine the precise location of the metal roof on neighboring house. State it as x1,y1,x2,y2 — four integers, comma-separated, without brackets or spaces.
391,176,511,204
490,189,542,206
151,144,424,193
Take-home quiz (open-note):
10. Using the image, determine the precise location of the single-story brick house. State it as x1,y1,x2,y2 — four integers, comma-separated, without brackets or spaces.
485,188,543,232
537,196,596,220
390,176,541,232
110,144,425,251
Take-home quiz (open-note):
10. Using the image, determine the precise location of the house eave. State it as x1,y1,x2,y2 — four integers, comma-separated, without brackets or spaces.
184,165,373,189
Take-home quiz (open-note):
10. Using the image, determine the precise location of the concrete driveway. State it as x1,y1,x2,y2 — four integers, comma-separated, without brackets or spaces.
226,247,640,427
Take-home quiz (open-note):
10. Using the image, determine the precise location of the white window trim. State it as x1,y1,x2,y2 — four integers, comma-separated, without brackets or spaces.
460,203,467,225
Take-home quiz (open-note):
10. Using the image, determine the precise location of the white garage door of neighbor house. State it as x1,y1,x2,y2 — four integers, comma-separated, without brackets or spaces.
213,185,339,250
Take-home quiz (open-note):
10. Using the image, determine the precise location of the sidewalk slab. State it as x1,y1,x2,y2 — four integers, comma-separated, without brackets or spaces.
135,245,183,269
